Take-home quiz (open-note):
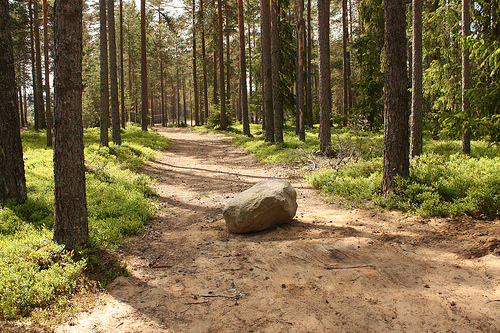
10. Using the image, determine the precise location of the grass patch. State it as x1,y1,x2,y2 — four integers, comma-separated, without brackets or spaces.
0,124,169,321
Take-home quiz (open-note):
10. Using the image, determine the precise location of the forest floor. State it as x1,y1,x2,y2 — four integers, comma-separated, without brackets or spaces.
56,126,500,332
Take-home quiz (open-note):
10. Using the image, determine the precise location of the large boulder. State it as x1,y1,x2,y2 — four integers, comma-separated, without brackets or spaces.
223,179,298,233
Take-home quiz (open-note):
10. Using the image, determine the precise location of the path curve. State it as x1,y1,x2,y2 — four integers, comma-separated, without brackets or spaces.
57,127,500,333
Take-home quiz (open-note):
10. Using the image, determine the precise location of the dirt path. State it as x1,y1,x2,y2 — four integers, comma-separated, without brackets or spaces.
57,126,500,332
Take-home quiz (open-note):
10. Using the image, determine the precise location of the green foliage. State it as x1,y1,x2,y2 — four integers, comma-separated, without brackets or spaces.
0,213,85,318
205,106,234,129
386,154,500,217
0,126,167,319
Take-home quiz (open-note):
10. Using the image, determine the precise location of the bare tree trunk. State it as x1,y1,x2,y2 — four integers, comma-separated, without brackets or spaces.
108,0,121,144
271,0,283,142
382,0,409,195
461,0,471,155
183,73,187,125
43,0,52,146
261,0,274,142
410,0,423,158
213,48,218,104
318,0,331,153
35,0,45,129
53,0,89,249
200,0,208,124
237,0,250,136
120,0,125,128
193,0,200,126
99,0,109,146
161,60,165,126
217,0,226,129
0,0,27,205
297,0,305,141
342,0,350,119
306,0,313,128
29,0,39,130
141,0,148,131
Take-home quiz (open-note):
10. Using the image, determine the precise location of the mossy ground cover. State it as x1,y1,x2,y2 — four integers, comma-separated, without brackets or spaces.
215,123,500,218
0,124,169,321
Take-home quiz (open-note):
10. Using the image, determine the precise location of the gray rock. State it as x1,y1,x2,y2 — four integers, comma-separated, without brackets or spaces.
223,179,298,233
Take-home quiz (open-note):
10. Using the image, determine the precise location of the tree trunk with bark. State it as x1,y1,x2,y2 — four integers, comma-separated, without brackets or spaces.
29,0,39,130
382,0,409,195
410,0,423,158
200,0,208,124
53,0,89,249
461,0,471,155
261,0,274,142
297,0,305,141
193,0,200,126
271,0,283,143
99,0,109,146
43,0,52,146
108,0,121,145
0,0,27,205
237,0,250,136
318,0,332,154
120,0,125,128
217,0,226,130
35,0,45,129
141,0,148,131
306,0,313,128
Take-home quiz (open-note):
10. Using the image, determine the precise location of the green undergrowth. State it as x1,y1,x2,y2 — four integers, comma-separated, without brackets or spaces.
0,123,169,320
214,123,500,218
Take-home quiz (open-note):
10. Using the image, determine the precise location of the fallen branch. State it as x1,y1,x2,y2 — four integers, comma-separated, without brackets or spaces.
193,293,241,299
325,264,376,270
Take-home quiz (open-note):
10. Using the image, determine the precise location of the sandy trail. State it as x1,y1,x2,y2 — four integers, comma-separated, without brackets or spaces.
57,126,500,332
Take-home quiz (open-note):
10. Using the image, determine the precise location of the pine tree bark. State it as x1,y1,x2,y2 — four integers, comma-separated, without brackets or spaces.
297,0,305,141
99,0,109,146
306,0,313,128
53,0,89,249
0,0,27,205
271,0,283,142
410,0,423,158
382,0,409,195
261,0,274,142
120,0,126,128
35,0,45,129
43,0,52,146
108,0,121,145
193,0,200,126
141,0,148,131
29,0,39,130
461,0,471,155
342,0,350,118
217,0,226,130
200,0,208,124
318,0,332,154
237,0,250,136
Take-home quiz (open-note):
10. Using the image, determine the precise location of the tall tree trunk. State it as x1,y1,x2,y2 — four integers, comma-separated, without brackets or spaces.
43,0,52,146
120,0,126,128
217,0,226,129
237,0,250,136
306,0,313,128
382,0,409,195
161,60,165,126
19,87,25,127
0,0,27,205
200,0,208,124
183,73,187,125
193,0,200,126
226,23,231,112
261,0,274,142
29,0,39,130
248,25,252,98
461,0,471,155
213,49,218,104
141,0,148,131
271,0,283,142
53,0,89,249
99,0,109,147
342,0,350,119
34,0,45,129
410,0,423,158
318,0,332,154
176,68,181,126
108,0,121,144
297,0,305,141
